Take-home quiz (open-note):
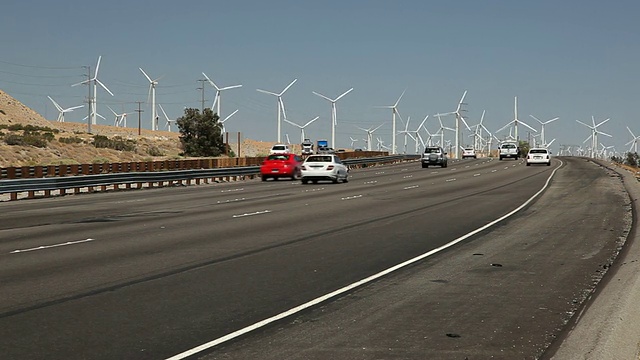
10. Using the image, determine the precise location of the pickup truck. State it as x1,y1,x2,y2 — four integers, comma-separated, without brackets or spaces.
499,142,520,160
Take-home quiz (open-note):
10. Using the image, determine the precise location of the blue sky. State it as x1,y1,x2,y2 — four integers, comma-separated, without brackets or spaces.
1,0,639,154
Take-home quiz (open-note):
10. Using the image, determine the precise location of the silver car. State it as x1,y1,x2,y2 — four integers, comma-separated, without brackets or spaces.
300,155,349,184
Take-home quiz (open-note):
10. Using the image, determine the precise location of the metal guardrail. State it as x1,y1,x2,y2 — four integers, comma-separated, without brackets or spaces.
0,155,418,200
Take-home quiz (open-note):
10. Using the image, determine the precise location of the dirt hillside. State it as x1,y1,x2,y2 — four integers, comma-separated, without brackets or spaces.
0,89,281,167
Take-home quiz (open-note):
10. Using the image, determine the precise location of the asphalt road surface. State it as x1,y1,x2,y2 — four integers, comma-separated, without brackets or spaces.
0,156,631,359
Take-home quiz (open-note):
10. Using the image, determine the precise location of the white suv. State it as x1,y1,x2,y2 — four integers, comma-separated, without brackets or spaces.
526,148,551,166
269,144,290,155
462,148,476,159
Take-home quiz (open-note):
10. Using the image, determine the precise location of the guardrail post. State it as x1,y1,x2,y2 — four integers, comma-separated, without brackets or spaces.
10,192,17,201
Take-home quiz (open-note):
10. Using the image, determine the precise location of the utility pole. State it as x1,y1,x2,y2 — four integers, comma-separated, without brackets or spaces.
81,65,92,133
197,79,207,113
135,101,144,136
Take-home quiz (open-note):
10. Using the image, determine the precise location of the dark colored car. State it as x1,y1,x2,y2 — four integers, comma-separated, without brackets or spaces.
260,153,303,181
421,146,448,168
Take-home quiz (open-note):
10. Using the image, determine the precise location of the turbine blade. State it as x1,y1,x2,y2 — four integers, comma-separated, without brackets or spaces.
158,104,169,120
96,79,114,96
139,67,153,83
47,96,63,111
335,88,354,101
94,56,102,78
256,88,278,96
312,91,333,102
394,89,406,107
279,78,297,96
302,116,319,128
223,109,238,122
529,114,542,123
219,84,242,91
106,105,118,116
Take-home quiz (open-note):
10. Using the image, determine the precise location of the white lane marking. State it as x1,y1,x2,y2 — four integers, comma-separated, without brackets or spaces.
217,198,246,204
363,181,377,185
232,210,271,218
163,161,564,360
430,171,439,174
341,195,363,200
303,187,326,192
491,169,498,173
221,188,244,193
11,238,95,254
446,178,457,182
375,171,385,175
504,167,510,170
403,175,413,179
473,173,481,177
403,185,419,190
465,166,470,168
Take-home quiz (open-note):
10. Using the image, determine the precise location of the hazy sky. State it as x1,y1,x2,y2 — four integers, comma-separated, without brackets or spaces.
1,0,638,154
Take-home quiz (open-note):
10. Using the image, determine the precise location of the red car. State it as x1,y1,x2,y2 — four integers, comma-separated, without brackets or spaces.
260,153,303,181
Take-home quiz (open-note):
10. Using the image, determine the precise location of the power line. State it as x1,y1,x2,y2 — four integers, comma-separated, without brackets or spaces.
0,59,81,70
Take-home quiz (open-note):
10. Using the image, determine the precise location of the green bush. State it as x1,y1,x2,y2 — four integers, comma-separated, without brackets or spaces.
93,135,136,151
147,145,164,156
59,136,85,144
4,134,24,145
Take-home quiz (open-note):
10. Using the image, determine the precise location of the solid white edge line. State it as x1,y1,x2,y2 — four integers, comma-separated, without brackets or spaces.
10,238,95,254
165,161,563,360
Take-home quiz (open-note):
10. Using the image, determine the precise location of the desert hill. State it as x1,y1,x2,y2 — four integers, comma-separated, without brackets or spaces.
0,89,282,167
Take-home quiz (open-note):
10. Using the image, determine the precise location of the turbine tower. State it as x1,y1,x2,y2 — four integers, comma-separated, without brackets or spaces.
139,67,161,131
257,79,297,143
496,96,536,145
357,123,384,151
106,105,126,127
529,114,559,147
312,87,353,149
284,116,320,144
72,55,114,127
376,90,405,154
219,109,239,134
158,104,176,132
202,72,242,119
576,116,611,158
47,96,83,122
626,126,640,153
439,91,472,159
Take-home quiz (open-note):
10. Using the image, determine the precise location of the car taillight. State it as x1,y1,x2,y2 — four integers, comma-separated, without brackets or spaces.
327,165,334,170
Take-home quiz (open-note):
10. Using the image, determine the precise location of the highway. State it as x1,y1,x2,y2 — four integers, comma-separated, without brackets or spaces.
0,156,630,359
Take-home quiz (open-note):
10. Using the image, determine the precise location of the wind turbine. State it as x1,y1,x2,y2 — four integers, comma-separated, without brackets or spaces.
376,90,405,154
397,116,416,154
437,91,472,159
529,114,559,147
434,113,455,150
496,96,537,145
357,123,384,151
256,79,297,143
284,116,320,144
47,96,83,122
576,116,611,158
106,105,126,127
411,115,430,153
312,87,353,149
626,126,640,153
72,55,114,127
202,72,242,119
158,104,176,131
349,136,358,148
219,109,239,135
139,67,162,131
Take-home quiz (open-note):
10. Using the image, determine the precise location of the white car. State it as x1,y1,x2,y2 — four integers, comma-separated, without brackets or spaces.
462,148,476,159
526,148,551,166
300,154,349,184
269,143,290,155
